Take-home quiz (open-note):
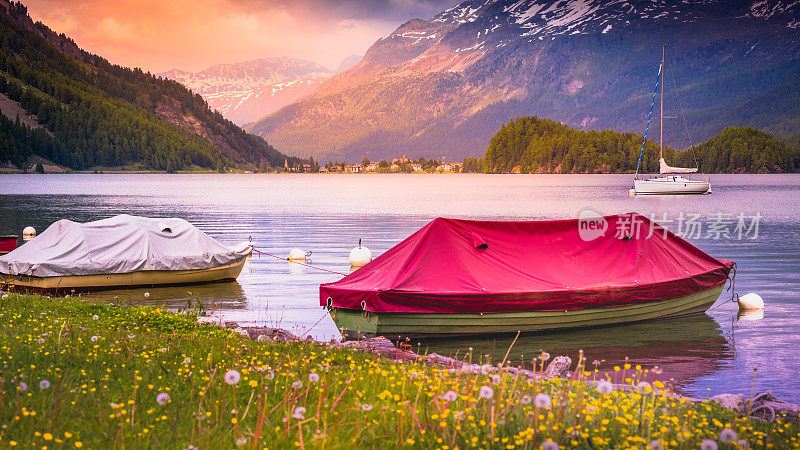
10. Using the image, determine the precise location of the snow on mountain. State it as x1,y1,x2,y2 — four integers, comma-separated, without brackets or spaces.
158,57,334,125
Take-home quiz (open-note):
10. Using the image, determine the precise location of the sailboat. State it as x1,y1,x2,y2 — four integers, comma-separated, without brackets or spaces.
633,46,710,195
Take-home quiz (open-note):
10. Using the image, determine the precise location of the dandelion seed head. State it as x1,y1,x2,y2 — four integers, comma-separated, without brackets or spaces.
183,357,191,364
534,393,552,408
542,440,559,450
309,373,319,383
441,390,457,402
491,374,502,384
360,403,373,411
736,440,749,450
292,381,303,390
144,292,150,298
17,382,27,392
156,393,170,405
37,338,44,344
480,364,492,375
478,386,494,399
649,439,663,450
520,394,532,404
39,380,50,390
538,351,551,361
700,439,718,450
235,437,247,447
635,381,652,393
91,336,98,342
92,315,98,320
266,370,275,380
597,380,614,395
719,429,738,444
224,370,241,385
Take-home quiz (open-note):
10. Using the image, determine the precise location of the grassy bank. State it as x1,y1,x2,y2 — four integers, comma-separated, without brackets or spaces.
0,293,797,449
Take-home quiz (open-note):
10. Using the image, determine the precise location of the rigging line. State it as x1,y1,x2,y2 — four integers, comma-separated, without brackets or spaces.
669,66,699,170
635,63,662,177
251,247,348,276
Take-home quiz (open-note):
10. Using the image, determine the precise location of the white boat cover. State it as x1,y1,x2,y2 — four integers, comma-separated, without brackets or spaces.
0,215,251,277
659,158,698,174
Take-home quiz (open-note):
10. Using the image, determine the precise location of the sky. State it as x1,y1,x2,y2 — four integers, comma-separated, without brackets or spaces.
23,0,458,73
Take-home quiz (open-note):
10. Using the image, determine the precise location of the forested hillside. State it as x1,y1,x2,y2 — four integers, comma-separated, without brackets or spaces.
481,117,800,174
0,2,296,171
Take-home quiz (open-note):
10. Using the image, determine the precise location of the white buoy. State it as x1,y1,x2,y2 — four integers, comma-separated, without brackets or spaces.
288,248,310,261
628,188,636,196
22,226,36,241
737,293,764,311
349,239,372,268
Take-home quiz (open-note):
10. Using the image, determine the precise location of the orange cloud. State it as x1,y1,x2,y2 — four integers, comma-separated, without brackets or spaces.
22,0,447,72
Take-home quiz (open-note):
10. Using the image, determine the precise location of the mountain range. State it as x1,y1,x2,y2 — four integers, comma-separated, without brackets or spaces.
158,56,362,126
0,0,301,171
246,0,800,162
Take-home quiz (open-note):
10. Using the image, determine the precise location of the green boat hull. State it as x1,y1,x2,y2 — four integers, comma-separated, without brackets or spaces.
330,285,725,340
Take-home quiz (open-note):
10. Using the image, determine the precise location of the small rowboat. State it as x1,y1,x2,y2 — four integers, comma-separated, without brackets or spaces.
321,213,734,339
0,215,251,293
0,235,17,255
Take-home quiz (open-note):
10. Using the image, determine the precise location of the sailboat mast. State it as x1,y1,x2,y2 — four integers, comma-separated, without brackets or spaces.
660,45,664,162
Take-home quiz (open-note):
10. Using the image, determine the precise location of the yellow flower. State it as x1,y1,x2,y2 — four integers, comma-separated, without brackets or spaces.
249,380,258,388
43,433,53,441
74,443,83,448
231,418,238,424
406,438,415,445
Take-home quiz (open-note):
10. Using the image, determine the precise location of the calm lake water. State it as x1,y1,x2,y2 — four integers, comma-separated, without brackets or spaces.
1,173,798,401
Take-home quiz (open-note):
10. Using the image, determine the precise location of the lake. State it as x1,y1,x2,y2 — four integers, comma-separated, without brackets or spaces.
1,173,798,402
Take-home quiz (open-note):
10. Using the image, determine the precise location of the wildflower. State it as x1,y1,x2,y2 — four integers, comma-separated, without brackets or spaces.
309,373,319,383
144,292,150,298
409,371,419,379
38,338,45,344
292,406,306,419
635,381,652,392
160,348,167,353
652,366,663,375
248,380,258,388
39,380,50,390
441,390,457,402
534,393,552,408
235,437,248,447
360,403,373,411
43,433,53,441
649,440,664,450
224,370,241,385
17,382,27,392
91,336,98,342
719,429,738,444
542,440,559,450
292,381,303,390
127,334,135,339
1,293,7,300
700,439,718,450
156,393,170,405
480,364,492,375
92,315,98,320
538,351,551,361
266,370,275,380
491,374,502,384
597,380,613,395
183,357,191,364
520,394,532,404
478,386,494,399
75,442,83,448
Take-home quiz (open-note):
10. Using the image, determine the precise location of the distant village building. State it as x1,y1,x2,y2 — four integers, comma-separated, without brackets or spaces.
365,162,379,172
410,163,423,172
390,163,400,172
284,159,289,171
318,166,329,173
345,164,363,173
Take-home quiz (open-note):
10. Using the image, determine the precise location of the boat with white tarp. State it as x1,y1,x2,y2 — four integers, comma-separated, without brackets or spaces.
0,215,252,292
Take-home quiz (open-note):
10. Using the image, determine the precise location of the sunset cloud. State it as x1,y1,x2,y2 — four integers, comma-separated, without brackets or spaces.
23,0,456,73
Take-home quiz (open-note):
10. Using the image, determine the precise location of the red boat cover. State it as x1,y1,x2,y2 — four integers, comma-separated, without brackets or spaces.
320,213,733,314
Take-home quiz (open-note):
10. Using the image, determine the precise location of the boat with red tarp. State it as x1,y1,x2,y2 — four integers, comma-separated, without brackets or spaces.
321,213,734,339
0,236,18,255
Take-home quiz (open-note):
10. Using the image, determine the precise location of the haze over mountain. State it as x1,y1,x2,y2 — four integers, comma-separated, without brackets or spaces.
158,58,335,126
248,0,800,162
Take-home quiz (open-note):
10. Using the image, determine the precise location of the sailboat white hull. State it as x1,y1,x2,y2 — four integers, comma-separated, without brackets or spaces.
634,176,710,195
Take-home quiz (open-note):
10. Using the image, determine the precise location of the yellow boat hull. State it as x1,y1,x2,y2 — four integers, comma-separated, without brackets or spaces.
1,257,247,293
331,284,726,339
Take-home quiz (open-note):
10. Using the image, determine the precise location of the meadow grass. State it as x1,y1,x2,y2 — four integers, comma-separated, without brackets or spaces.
0,293,797,449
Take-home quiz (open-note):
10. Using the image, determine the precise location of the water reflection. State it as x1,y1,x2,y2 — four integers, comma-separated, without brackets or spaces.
423,314,732,392
80,280,248,311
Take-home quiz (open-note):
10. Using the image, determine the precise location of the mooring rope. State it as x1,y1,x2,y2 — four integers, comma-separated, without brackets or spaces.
707,262,738,312
251,247,348,276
